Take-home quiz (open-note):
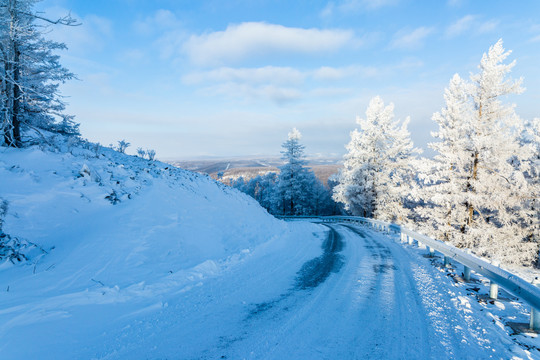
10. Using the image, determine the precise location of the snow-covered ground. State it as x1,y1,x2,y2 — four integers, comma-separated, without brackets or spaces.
1,141,539,359
0,142,320,358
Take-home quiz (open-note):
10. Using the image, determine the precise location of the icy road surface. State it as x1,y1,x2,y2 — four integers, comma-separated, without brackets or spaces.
93,223,534,359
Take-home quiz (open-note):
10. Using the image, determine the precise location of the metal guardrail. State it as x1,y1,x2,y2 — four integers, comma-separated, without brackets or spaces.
280,215,540,331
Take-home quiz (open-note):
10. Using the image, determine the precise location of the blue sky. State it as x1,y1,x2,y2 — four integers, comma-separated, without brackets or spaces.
38,0,540,159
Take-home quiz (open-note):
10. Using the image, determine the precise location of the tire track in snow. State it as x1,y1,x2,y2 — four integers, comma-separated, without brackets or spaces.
351,224,527,359
247,225,344,318
217,224,434,359
294,225,344,290
342,224,431,359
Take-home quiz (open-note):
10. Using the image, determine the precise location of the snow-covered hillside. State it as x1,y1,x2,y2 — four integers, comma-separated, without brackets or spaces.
0,141,321,359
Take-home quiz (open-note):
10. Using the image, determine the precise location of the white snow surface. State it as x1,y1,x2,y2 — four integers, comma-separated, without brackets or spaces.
1,144,539,359
0,144,317,358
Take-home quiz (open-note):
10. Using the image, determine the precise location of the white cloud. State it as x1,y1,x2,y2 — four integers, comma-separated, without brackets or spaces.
313,66,345,80
117,49,146,65
446,15,476,37
345,0,400,10
478,20,499,34
390,27,434,50
181,59,424,105
447,0,464,7
156,29,188,59
446,15,499,38
131,10,187,60
182,64,383,92
182,66,305,86
531,34,540,43
309,87,353,97
133,9,180,35
183,22,354,66
320,2,336,17
183,67,305,104
321,0,399,17
312,59,422,81
201,82,303,105
313,65,379,80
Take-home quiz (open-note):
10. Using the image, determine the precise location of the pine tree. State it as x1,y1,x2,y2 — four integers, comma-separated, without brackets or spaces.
275,128,321,215
333,96,418,223
416,74,473,242
231,172,278,213
521,118,540,249
420,40,536,266
0,0,78,147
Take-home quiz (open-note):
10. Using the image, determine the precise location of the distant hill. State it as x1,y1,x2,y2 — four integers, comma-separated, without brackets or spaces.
168,156,343,186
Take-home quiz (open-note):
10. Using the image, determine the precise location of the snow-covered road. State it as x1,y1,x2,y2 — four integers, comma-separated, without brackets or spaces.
3,142,537,359
92,223,534,359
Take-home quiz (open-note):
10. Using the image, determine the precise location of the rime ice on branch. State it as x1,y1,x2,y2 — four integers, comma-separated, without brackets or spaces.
418,39,538,266
0,0,78,147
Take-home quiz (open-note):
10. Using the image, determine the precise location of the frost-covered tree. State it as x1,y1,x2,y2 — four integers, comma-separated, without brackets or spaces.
419,40,536,266
116,139,130,153
333,96,419,223
136,147,146,158
0,0,78,147
231,172,278,213
416,74,473,241
310,179,336,216
521,118,540,247
275,128,324,215
146,149,156,161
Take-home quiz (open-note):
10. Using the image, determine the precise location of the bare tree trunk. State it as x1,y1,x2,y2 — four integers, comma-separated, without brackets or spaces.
467,151,479,224
465,104,482,227
11,43,21,147
3,0,21,147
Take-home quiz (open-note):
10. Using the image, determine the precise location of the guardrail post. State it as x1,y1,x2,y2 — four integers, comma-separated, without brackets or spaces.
427,246,435,257
443,256,451,267
530,278,540,331
463,266,471,281
489,261,500,299
489,281,499,300
407,235,413,246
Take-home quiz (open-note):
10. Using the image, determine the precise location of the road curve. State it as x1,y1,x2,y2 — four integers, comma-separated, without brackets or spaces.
96,223,531,359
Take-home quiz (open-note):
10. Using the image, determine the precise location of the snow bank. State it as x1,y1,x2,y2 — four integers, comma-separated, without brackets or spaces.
0,141,314,358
